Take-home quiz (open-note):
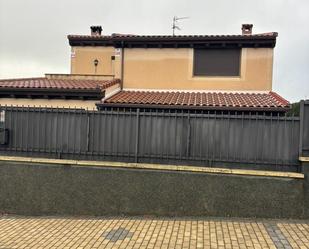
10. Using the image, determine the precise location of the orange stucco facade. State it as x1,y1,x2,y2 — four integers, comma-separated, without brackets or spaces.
70,46,274,91
71,46,121,78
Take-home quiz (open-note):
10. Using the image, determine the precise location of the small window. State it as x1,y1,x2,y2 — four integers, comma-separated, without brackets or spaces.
193,48,241,76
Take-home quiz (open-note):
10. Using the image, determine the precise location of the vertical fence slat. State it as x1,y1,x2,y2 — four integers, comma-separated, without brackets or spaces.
78,109,82,156
66,108,70,154
148,109,153,158
97,109,102,156
166,110,171,159
135,108,140,163
261,112,265,163
275,113,280,168
212,112,216,164
86,110,90,153
3,106,7,149
198,112,202,161
91,109,96,158
102,108,107,157
53,107,58,154
127,108,132,157
72,108,76,154
186,112,191,158
20,106,24,151
14,107,18,151
207,111,210,163
255,112,258,164
219,111,223,161
30,107,37,156
49,108,53,154
109,109,114,155
113,108,120,156
174,112,177,159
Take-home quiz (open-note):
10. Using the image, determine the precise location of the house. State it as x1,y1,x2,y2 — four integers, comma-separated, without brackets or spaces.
0,24,289,113
68,24,290,113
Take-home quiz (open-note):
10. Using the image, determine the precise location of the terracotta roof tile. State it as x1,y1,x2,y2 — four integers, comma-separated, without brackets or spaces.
0,77,120,91
102,90,290,111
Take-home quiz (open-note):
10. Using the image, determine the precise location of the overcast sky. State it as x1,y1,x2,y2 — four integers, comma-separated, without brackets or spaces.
0,0,308,102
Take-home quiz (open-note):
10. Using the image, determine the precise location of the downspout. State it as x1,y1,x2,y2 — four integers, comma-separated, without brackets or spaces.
120,41,125,90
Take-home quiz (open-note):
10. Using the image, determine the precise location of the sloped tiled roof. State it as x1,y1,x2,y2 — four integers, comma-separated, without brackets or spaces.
101,90,290,111
68,32,278,48
0,77,120,90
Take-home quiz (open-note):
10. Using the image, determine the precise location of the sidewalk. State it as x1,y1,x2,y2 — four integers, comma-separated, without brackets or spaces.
0,216,308,249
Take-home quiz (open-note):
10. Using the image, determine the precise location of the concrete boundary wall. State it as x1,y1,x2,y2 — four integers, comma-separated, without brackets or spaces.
0,158,308,219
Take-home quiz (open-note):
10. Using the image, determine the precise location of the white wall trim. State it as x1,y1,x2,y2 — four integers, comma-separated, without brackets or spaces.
102,87,121,101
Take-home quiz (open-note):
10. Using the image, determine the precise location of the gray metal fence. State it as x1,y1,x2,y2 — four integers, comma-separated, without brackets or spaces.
0,103,305,172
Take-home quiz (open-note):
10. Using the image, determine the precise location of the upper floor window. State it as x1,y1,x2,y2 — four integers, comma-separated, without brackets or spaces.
193,48,241,77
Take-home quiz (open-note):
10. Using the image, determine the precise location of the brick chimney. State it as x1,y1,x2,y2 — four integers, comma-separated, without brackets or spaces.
90,26,102,36
242,24,253,35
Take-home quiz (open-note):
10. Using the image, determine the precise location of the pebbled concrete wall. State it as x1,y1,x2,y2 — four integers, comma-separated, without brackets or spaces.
0,161,308,219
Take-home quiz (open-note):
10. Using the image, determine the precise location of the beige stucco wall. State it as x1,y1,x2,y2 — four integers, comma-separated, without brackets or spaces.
0,98,98,110
71,46,274,91
71,46,121,77
122,48,274,91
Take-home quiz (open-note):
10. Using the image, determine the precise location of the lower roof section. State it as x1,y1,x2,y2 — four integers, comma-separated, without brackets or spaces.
98,90,290,112
0,76,120,100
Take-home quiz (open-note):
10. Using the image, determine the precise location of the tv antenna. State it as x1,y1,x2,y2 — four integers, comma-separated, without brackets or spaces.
172,16,189,36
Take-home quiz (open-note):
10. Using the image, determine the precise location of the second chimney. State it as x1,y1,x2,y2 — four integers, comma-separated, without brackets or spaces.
242,24,253,35
90,26,102,36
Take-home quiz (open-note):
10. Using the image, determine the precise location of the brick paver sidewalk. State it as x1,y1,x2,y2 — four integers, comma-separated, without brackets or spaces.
0,216,308,249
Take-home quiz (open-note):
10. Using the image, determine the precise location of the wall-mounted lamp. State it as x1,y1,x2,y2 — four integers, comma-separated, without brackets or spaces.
94,59,99,74
94,59,99,66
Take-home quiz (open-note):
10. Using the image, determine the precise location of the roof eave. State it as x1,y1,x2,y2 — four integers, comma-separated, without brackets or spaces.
0,87,104,100
68,35,277,48
96,102,290,112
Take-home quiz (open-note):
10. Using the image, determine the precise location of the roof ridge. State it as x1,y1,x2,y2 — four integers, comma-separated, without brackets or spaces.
68,33,278,38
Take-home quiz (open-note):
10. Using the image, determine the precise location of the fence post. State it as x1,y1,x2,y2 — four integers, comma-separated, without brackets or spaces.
299,100,304,158
0,106,8,146
299,100,309,157
135,108,140,163
299,100,309,173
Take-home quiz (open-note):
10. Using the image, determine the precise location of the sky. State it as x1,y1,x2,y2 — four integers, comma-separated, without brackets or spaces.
0,0,308,102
